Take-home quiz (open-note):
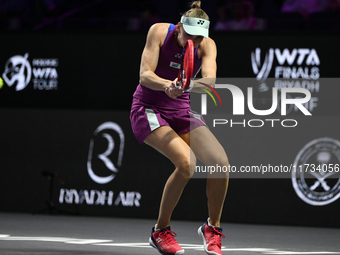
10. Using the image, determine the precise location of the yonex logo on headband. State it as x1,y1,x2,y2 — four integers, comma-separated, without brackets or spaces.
181,17,209,28
180,16,210,38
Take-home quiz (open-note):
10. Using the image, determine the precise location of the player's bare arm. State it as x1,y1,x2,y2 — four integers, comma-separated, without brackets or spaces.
140,23,173,91
192,37,217,93
140,23,183,98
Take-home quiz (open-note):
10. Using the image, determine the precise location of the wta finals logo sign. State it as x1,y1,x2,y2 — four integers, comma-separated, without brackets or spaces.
251,48,274,81
251,48,320,81
251,48,320,93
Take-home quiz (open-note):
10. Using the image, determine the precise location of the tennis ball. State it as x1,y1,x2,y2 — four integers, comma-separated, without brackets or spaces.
0,77,3,89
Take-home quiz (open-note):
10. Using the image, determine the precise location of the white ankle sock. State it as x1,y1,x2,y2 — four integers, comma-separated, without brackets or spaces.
207,218,217,228
154,224,161,231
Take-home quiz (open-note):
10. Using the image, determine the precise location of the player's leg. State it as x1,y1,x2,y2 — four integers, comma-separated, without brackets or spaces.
185,126,228,255
182,126,229,227
181,127,228,255
144,125,196,229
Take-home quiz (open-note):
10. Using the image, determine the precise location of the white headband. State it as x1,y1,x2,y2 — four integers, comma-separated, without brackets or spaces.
180,16,210,38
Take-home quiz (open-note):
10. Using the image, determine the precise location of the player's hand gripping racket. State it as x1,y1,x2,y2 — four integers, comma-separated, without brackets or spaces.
176,39,194,91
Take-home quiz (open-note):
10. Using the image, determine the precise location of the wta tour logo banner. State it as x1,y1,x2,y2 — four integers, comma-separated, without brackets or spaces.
1,53,59,91
2,53,31,91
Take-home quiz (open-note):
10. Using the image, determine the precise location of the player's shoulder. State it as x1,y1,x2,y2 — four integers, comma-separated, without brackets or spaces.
148,23,171,36
146,23,173,45
200,36,217,56
203,37,216,48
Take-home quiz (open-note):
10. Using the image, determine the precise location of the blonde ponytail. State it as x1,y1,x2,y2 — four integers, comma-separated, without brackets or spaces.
191,1,201,9
182,1,209,20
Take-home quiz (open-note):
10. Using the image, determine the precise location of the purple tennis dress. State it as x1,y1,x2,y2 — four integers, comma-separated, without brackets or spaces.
130,24,206,144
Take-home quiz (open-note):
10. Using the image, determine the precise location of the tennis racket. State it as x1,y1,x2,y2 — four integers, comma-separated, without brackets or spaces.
176,39,194,91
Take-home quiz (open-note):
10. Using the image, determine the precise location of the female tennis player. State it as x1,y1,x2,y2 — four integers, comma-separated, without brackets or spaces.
130,2,229,255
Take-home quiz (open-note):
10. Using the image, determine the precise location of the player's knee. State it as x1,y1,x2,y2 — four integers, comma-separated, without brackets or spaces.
211,156,230,179
219,156,229,169
207,155,229,168
177,155,196,179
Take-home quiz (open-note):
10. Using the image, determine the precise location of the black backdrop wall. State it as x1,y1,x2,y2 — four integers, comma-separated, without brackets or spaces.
1,31,340,228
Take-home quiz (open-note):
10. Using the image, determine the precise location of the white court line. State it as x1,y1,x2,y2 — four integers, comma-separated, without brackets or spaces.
0,234,111,244
264,252,340,255
1,234,340,254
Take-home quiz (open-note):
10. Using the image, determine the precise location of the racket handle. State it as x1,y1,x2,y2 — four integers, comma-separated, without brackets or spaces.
176,69,182,88
175,80,194,91
185,80,194,91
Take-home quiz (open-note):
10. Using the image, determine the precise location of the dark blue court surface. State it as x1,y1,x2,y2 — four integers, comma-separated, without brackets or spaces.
0,213,339,255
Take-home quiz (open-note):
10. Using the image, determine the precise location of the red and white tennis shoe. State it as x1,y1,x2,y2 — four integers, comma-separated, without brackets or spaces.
198,220,225,255
149,226,184,255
